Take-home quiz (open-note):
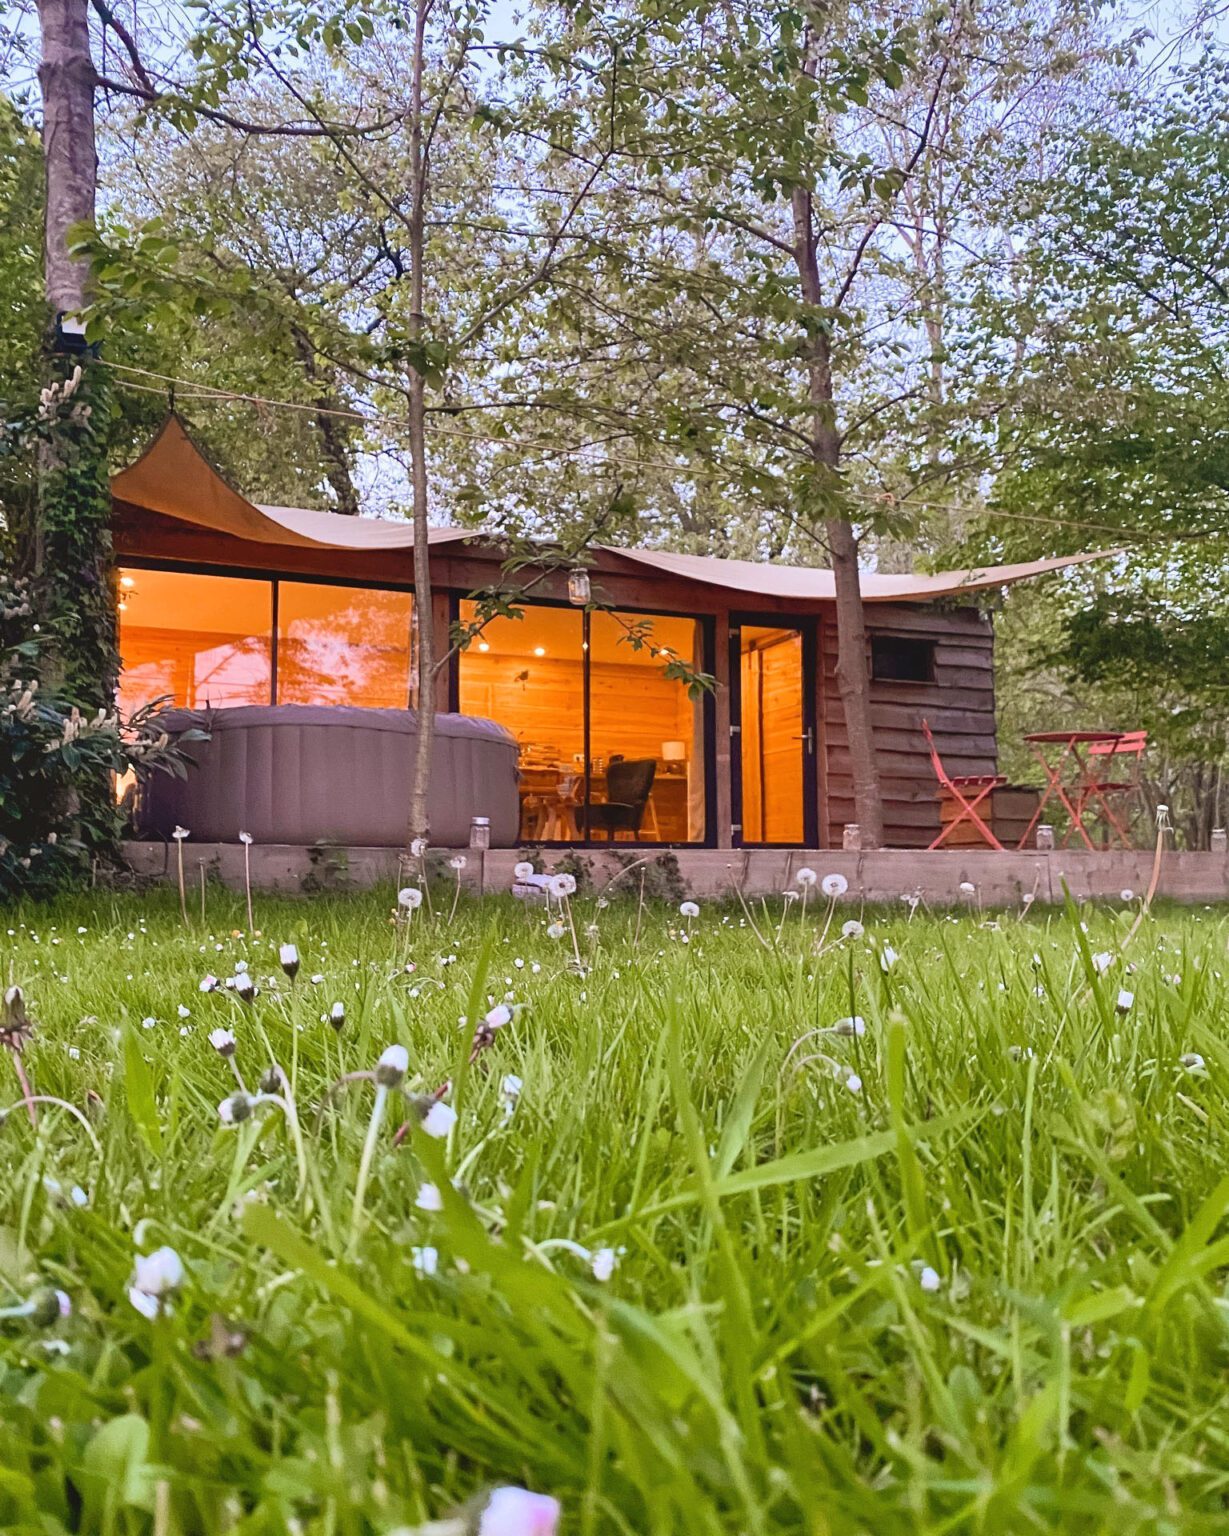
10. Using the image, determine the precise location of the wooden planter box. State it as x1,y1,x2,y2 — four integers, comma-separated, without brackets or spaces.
939,785,1041,849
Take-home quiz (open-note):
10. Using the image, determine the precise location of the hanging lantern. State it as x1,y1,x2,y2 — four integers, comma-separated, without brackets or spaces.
567,567,592,606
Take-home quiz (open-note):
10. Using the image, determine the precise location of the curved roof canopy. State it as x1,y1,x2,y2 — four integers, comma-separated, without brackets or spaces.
112,414,1117,601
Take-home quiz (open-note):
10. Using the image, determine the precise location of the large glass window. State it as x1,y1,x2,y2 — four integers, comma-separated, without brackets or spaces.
458,600,706,844
457,601,586,842
117,568,273,715
588,611,705,842
277,582,414,707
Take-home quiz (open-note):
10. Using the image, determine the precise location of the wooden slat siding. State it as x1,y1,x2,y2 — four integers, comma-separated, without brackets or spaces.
819,605,996,849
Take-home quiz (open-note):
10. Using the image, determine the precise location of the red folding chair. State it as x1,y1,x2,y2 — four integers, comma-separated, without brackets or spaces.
1072,730,1147,848
922,719,1008,850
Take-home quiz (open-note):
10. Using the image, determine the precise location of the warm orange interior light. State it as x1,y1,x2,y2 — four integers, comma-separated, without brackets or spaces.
116,567,273,715
457,601,703,843
278,582,413,708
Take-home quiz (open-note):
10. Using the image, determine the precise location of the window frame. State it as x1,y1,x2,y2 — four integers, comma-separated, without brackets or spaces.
870,632,937,686
118,561,717,848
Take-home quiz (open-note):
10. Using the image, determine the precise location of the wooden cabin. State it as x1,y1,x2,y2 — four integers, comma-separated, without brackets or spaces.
110,416,1104,850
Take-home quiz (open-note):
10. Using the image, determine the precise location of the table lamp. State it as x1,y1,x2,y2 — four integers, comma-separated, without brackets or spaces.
661,740,687,772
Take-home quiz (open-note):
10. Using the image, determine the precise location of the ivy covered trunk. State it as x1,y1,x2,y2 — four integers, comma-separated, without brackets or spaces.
35,0,117,713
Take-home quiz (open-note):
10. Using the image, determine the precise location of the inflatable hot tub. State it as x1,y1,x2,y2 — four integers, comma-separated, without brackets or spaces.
137,705,520,847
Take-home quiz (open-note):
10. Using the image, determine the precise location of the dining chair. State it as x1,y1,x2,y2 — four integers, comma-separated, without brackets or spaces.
587,759,657,840
1073,730,1148,847
922,719,1007,850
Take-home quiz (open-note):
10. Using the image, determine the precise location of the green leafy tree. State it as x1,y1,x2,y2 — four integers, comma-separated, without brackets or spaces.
960,48,1229,842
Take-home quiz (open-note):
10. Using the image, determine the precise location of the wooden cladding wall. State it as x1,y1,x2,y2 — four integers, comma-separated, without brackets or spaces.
819,605,996,849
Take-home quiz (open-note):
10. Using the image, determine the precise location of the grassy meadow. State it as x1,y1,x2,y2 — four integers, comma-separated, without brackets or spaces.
2,877,1229,1534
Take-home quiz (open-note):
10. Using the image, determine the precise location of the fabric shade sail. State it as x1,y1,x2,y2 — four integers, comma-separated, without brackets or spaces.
112,414,1119,600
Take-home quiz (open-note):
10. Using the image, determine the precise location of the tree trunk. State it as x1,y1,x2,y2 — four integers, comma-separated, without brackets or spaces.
38,0,94,319
404,0,435,850
36,0,117,715
826,516,883,847
290,323,361,516
790,184,884,848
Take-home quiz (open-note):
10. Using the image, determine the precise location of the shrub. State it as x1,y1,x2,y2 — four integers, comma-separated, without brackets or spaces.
0,571,203,898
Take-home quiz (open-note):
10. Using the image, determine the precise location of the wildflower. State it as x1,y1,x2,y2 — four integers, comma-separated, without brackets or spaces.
844,1073,863,1095
30,1288,73,1327
547,921,566,940
831,1015,866,1037
328,1001,346,1030
209,1027,237,1058
449,854,467,871
177,1004,190,1019
376,1044,409,1089
239,831,253,845
218,1092,254,1125
1120,889,1135,902
397,886,423,911
233,971,256,1002
590,1247,618,1282
879,945,898,972
796,867,818,888
841,919,864,940
477,1487,561,1536
172,826,190,842
310,972,324,985
1,985,34,1052
1091,952,1114,975
959,881,976,896
549,873,576,899
1181,1052,1206,1073
422,1100,458,1139
411,1245,439,1276
199,974,219,993
1022,892,1035,906
513,861,535,881
821,873,848,898
129,1245,184,1319
679,900,700,918
1116,988,1134,1013
410,836,428,859
484,1003,513,1030
279,943,300,980
415,1182,444,1213
918,1265,941,1293
501,1073,523,1109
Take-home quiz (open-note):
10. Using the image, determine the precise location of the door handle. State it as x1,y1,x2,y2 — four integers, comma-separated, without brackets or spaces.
794,727,815,753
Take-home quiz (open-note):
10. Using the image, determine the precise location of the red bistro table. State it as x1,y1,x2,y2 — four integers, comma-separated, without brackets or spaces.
1018,731,1127,852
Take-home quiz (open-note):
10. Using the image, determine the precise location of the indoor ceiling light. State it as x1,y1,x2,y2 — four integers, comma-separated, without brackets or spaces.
533,645,546,657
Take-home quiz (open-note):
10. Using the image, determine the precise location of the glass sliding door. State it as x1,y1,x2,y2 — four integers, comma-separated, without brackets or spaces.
456,601,586,841
733,620,814,846
588,610,705,842
277,582,414,707
456,600,709,844
117,567,274,715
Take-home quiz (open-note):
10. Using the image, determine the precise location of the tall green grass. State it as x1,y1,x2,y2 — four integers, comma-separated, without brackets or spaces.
2,884,1229,1533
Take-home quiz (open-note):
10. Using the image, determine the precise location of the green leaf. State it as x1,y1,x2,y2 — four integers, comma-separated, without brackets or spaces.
122,1025,163,1159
